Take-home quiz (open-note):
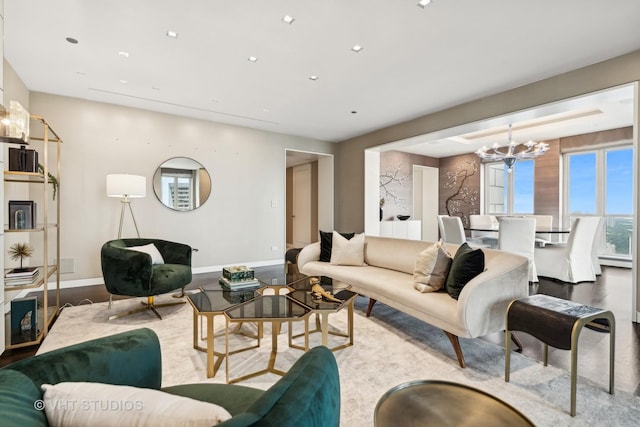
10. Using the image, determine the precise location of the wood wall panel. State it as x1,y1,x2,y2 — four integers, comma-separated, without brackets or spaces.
534,139,561,225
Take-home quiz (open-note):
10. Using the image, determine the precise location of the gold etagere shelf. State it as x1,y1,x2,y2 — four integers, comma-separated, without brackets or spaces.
3,113,62,350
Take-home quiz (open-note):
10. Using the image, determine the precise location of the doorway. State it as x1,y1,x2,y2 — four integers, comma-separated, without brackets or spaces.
285,150,334,249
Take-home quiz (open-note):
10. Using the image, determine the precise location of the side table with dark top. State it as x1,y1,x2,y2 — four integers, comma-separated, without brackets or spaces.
287,276,358,352
187,282,260,378
374,380,534,427
505,294,615,416
224,295,311,384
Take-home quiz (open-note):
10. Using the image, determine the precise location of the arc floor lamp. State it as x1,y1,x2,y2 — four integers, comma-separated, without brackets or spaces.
106,174,146,238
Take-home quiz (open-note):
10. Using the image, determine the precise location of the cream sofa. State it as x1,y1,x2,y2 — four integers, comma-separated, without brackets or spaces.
297,235,529,367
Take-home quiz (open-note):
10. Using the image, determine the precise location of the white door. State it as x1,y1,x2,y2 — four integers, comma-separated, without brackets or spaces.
414,165,439,241
293,164,312,247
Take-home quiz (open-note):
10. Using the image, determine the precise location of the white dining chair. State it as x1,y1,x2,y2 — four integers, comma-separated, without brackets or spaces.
523,215,555,247
469,214,499,247
498,217,537,282
438,215,466,244
592,217,604,275
533,217,602,283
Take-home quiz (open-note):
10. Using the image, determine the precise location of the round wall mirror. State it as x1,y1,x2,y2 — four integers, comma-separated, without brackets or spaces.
153,157,212,211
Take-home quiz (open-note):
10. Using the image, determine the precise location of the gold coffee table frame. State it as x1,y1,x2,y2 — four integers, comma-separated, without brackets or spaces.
224,295,311,384
187,289,261,378
287,277,358,352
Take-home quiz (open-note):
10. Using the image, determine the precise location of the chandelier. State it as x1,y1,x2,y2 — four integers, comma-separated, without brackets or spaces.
475,124,549,172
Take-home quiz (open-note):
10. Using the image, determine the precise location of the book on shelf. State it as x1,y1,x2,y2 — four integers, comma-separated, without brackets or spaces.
5,267,39,278
10,296,39,344
219,276,260,290
5,270,40,286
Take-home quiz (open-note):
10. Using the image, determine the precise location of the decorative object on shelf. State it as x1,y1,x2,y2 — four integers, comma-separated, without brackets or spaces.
8,242,34,270
0,100,30,143
8,146,38,172
8,200,36,229
38,163,59,200
475,124,549,173
397,215,411,221
310,277,343,303
223,265,255,282
106,174,146,238
10,297,38,344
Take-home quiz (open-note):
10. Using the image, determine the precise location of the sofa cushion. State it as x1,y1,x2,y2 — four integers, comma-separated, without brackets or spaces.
446,243,485,300
330,232,365,266
41,381,232,427
319,230,354,262
414,239,452,292
0,369,48,426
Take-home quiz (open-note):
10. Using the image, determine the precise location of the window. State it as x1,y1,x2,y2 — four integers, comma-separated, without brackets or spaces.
159,169,197,210
565,147,633,259
484,159,534,215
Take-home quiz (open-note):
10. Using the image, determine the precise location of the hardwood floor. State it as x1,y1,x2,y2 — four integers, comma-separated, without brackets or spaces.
2,266,639,396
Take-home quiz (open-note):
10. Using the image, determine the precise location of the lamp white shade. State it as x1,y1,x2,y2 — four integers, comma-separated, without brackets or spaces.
106,174,146,198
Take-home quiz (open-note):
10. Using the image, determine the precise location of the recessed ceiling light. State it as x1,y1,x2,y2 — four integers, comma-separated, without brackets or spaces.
248,56,258,63
263,108,270,113
282,15,295,24
352,45,363,53
66,37,79,44
417,0,432,8
118,51,130,58
351,110,358,114
166,30,178,38
119,79,128,84
309,75,319,81
76,71,86,75
152,86,161,91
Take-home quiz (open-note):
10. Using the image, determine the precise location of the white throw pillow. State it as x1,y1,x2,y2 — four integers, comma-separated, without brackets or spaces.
126,243,165,264
330,231,366,266
414,239,453,293
41,382,231,427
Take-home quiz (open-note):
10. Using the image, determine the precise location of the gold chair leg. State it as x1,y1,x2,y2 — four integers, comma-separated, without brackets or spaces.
109,295,185,320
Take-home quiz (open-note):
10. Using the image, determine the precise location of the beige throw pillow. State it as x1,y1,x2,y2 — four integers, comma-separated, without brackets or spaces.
41,382,231,427
414,239,453,293
330,231,366,266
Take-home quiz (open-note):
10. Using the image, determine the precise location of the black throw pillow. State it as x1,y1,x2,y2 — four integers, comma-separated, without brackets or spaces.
319,230,355,262
445,242,485,300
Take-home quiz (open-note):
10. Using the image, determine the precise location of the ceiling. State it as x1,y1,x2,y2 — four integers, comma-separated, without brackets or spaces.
4,1,640,146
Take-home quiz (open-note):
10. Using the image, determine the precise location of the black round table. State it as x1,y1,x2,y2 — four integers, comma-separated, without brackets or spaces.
374,380,534,427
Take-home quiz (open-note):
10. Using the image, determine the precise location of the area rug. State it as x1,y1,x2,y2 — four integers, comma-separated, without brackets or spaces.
39,293,640,426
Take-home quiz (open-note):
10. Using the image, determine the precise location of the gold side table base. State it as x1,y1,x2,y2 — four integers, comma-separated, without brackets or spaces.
193,311,261,378
226,318,308,384
505,296,615,417
289,302,354,352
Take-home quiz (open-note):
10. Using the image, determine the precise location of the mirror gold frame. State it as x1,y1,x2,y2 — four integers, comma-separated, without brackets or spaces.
152,157,211,211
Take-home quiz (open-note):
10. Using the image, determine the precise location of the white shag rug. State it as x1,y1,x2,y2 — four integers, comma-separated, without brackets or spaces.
38,294,640,426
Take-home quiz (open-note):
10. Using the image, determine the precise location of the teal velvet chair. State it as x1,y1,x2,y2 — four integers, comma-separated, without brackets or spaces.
101,238,192,320
0,328,341,427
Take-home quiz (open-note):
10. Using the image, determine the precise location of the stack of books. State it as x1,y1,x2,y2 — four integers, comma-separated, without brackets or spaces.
5,267,40,287
219,265,259,290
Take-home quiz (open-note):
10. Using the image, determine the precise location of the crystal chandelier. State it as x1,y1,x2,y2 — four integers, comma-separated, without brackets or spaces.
475,124,549,172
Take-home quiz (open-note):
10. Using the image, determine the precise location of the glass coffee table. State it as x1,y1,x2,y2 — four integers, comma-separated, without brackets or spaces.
187,281,260,378
287,276,358,352
224,295,311,384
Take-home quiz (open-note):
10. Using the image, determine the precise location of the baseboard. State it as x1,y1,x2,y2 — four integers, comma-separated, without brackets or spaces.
3,261,285,314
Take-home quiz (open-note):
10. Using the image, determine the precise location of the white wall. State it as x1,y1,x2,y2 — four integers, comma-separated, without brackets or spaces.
27,92,336,283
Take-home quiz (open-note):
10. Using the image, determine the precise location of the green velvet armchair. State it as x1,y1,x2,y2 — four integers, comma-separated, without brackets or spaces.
0,328,341,427
101,238,192,320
